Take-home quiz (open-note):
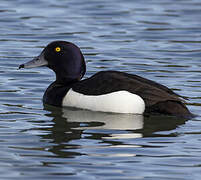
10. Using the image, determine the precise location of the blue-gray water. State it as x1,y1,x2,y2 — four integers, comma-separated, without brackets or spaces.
0,0,201,179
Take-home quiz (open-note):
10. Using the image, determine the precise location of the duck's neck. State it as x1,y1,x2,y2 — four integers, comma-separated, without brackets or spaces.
53,58,86,85
55,74,80,85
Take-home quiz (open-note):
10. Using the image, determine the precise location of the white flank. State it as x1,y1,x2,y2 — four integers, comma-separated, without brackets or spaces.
62,89,145,114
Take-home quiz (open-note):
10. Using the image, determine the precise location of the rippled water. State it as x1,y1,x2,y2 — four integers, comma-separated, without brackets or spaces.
0,0,201,179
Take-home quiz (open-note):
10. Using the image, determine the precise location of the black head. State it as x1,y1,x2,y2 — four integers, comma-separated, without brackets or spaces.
19,41,86,84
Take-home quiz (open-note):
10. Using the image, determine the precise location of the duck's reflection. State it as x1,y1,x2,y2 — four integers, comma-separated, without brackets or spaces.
42,105,188,158
63,108,144,130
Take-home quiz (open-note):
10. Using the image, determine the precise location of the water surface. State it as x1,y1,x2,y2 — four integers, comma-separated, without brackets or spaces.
0,0,201,179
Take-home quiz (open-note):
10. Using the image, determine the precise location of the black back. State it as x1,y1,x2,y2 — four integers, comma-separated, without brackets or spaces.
72,71,181,107
71,71,192,116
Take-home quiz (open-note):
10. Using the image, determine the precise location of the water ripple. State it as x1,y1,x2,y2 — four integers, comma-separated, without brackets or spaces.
0,0,200,179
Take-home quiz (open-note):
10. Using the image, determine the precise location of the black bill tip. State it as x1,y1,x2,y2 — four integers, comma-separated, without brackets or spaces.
18,64,24,69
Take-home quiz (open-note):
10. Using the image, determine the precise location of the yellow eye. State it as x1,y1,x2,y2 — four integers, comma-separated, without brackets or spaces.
55,47,61,52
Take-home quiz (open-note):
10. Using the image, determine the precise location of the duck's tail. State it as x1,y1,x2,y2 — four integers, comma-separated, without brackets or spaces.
145,100,193,118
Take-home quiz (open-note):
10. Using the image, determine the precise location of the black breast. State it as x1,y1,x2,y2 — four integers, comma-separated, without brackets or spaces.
43,82,71,106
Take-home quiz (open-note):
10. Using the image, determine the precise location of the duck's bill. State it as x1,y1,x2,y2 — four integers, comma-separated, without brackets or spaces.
19,52,48,69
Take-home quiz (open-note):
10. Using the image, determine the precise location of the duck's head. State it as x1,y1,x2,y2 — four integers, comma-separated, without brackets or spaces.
19,41,86,83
